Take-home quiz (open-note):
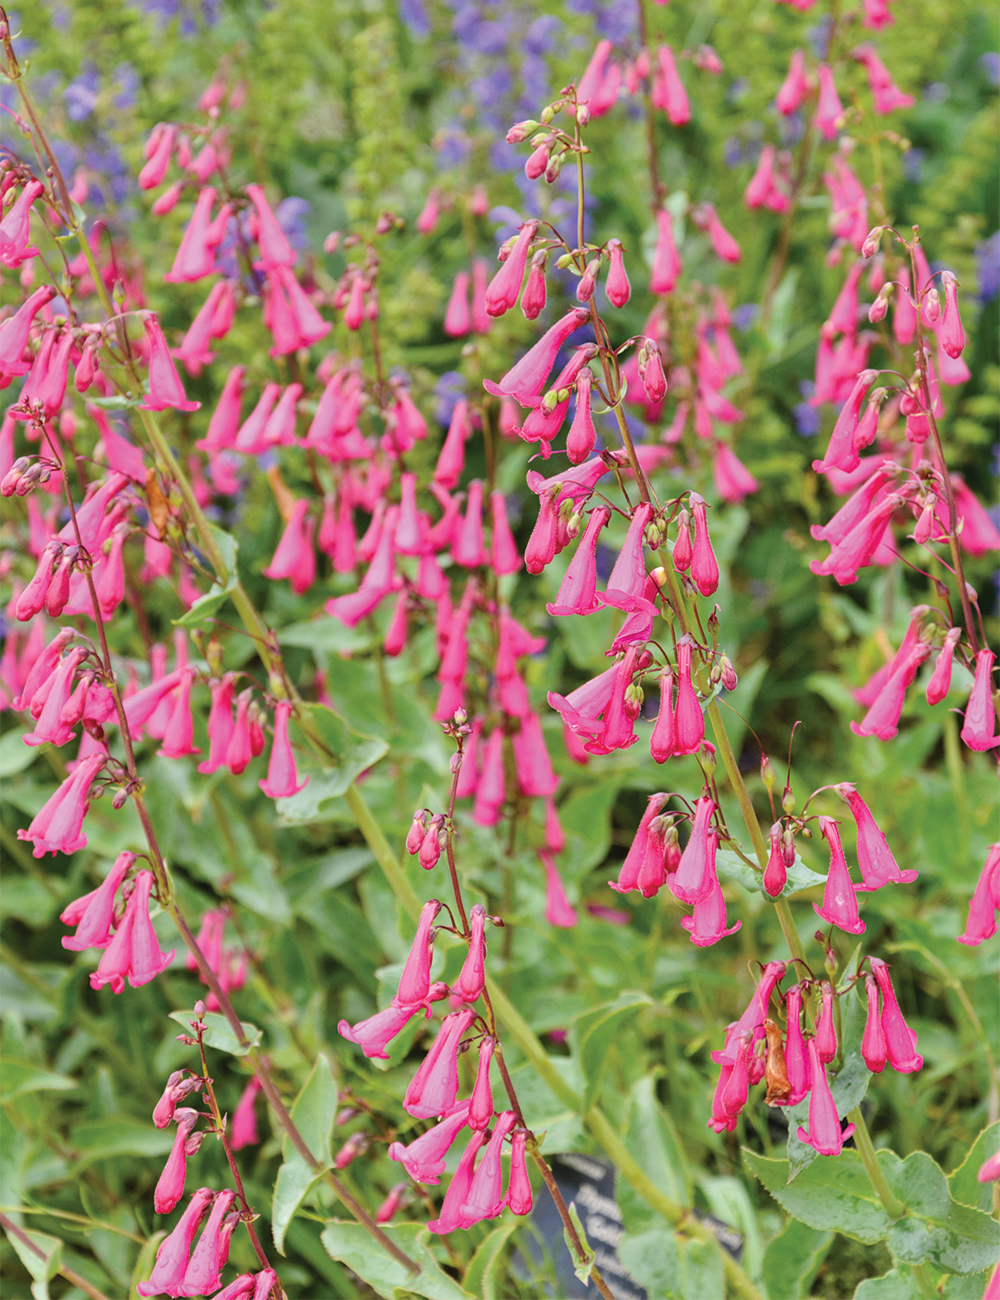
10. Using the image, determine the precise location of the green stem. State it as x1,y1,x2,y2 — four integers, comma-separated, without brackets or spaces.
847,1107,904,1219
706,698,767,867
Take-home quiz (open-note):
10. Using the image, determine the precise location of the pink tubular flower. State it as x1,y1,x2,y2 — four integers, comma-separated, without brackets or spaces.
139,126,176,190
938,271,965,358
784,986,811,1105
673,639,705,755
797,1039,854,1156
259,700,309,799
835,784,917,889
454,479,487,567
926,627,962,705
0,285,57,381
776,50,809,115
93,870,175,992
263,499,316,594
958,845,1000,946
461,1110,518,1223
153,1109,199,1214
428,1130,487,1234
396,900,442,1009
813,65,844,140
566,368,597,464
680,837,741,946
0,180,43,268
689,494,719,596
139,313,200,413
453,903,487,1002
650,208,682,295
198,675,236,775
485,308,590,408
181,1188,236,1295
339,1002,421,1060
713,440,759,503
404,1008,475,1119
851,639,932,740
600,503,655,614
961,649,1000,752
159,668,200,759
137,1187,215,1297
246,183,296,270
18,751,106,858
813,370,878,475
611,793,669,894
812,491,910,588
508,1130,533,1215
376,1184,407,1225
950,475,1000,555
469,1037,495,1130
763,822,788,898
672,796,717,905
606,239,630,306
512,711,559,795
61,851,135,952
485,221,538,317
869,957,923,1072
652,45,690,125
230,1076,263,1150
473,727,505,826
521,251,547,320
444,271,471,338
389,1101,471,1184
704,205,741,263
814,817,865,934
164,186,221,283
490,491,521,574
862,974,888,1072
435,400,470,489
815,983,838,1063
547,506,610,616
541,850,577,927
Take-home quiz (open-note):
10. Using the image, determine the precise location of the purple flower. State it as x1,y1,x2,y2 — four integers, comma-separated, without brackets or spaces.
731,303,759,332
596,2,636,41
113,63,139,109
726,78,750,105
524,14,560,54
435,371,467,425
922,82,950,103
794,380,820,436
976,232,1000,303
901,148,925,183
438,130,473,167
723,137,743,168
276,197,311,250
399,0,430,37
807,15,834,60
63,67,100,121
979,53,1000,86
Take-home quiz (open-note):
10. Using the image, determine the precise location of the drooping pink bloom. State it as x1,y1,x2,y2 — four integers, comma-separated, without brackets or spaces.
610,794,669,895
197,675,236,775
489,491,521,574
952,476,1000,555
164,187,222,284
958,844,1000,946
703,205,741,263
196,364,244,452
797,1039,854,1156
137,1187,215,1297
708,1062,737,1134
435,400,470,489
461,1110,518,1223
153,1108,199,1215
599,503,655,614
473,726,505,827
427,1130,487,1234
813,370,878,475
139,125,176,190
18,751,106,858
485,221,538,318
230,1076,263,1150
811,490,911,587
512,711,559,795
763,823,788,898
396,899,442,1009
835,784,917,889
404,1008,475,1118
861,974,888,1072
444,271,471,337
869,957,923,1072
485,308,590,407
606,239,630,306
851,639,932,740
469,1037,495,1130
938,271,965,358
158,668,200,759
338,1002,421,1060
813,65,844,140
61,851,135,952
453,480,487,567
688,493,720,596
246,183,296,270
680,837,741,946
23,647,86,746
926,627,961,705
94,870,176,992
376,1184,407,1225
862,0,894,28
139,313,200,413
259,700,309,799
576,38,612,107
547,506,609,616
415,189,440,235
776,50,809,115
0,181,44,268
852,45,915,114
783,985,811,1105
960,649,1000,752
453,903,487,1002
0,285,57,382
713,440,759,503
388,1101,471,1184
508,1130,533,1215
814,817,865,934
650,208,682,295
652,45,690,125
520,251,547,320
263,499,316,594
672,796,717,905
181,1188,236,1296
673,639,705,755
815,983,838,1063
541,850,577,927
720,1035,752,1119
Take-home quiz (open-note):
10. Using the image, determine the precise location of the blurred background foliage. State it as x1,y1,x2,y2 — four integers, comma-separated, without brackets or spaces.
1,0,998,1296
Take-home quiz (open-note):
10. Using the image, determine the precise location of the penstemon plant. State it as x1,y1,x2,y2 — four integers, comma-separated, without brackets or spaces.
1,1,997,1299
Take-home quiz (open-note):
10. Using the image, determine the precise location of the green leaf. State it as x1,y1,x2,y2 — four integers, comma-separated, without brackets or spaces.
273,704,389,823
278,618,375,653
68,1119,175,1170
167,1011,261,1056
949,1121,999,1212
762,1218,833,1300
699,1175,764,1282
742,1150,892,1244
854,1268,922,1299
129,1231,165,1300
0,1058,77,1104
0,731,38,778
564,1202,596,1285
881,1150,1000,1275
787,984,872,1179
715,848,827,900
173,524,238,628
574,992,650,1114
272,1158,323,1256
3,1225,62,1300
623,1074,692,1211
618,1225,724,1300
463,1220,520,1300
321,1220,475,1299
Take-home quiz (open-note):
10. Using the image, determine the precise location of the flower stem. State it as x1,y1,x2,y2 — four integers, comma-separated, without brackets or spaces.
847,1106,904,1219
0,1212,114,1300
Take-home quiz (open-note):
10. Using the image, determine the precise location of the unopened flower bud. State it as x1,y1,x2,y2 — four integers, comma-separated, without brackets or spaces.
701,741,716,774
541,389,559,415
868,283,893,323
506,119,539,144
719,656,738,692
862,227,884,258
781,785,795,814
760,754,776,790
193,1000,206,1017
406,809,429,856
449,751,463,776
555,252,574,270
184,1131,206,1157
924,288,940,323
334,1132,369,1169
566,511,582,539
540,104,556,124
576,103,591,126
0,456,30,496
576,258,600,302
111,788,129,810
